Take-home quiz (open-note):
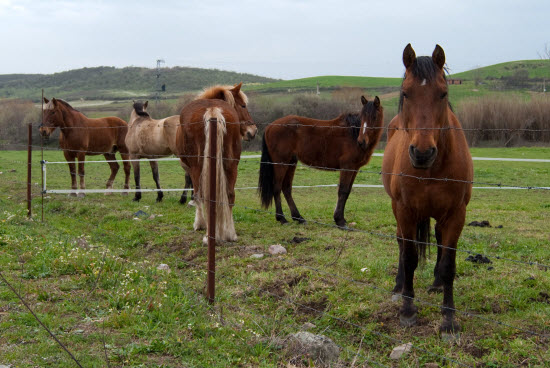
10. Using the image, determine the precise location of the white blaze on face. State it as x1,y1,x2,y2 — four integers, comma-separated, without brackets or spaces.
420,79,427,86
362,122,367,135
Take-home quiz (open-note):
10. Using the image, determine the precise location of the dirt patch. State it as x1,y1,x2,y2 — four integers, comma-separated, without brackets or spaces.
296,296,329,316
530,291,550,304
463,343,489,359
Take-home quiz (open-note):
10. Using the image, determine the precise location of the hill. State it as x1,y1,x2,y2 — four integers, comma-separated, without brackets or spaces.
0,66,278,101
451,60,550,80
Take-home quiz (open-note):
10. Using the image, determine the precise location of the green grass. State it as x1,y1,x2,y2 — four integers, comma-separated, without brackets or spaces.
0,148,549,367
246,76,402,92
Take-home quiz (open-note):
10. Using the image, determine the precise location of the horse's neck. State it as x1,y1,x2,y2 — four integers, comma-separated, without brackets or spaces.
60,107,86,129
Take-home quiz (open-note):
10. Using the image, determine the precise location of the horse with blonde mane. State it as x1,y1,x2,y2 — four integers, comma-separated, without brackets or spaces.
40,98,131,196
176,84,256,243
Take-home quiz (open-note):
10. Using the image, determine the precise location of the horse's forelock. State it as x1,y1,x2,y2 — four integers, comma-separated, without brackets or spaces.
133,101,150,117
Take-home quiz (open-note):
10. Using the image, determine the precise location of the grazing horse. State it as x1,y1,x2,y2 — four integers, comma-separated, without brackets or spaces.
40,98,131,196
258,96,384,227
382,44,473,334
125,101,191,203
176,84,257,243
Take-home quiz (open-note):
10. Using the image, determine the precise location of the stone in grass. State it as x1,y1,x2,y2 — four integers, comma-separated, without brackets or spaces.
250,253,264,259
285,331,340,367
301,322,316,331
390,342,413,359
157,264,171,272
268,244,287,255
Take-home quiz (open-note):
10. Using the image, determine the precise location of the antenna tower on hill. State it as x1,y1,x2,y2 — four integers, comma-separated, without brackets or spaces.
155,59,165,103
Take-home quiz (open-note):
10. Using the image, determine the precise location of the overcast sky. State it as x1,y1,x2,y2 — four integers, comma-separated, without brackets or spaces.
1,0,549,79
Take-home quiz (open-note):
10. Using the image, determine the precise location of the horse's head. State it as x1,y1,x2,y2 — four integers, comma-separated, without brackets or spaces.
357,95,383,150
400,44,448,169
230,83,257,141
40,97,63,138
131,100,150,120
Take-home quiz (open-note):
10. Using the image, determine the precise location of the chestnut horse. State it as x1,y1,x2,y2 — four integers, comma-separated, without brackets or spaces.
176,85,256,243
259,96,384,227
40,98,131,196
382,44,473,334
125,101,191,203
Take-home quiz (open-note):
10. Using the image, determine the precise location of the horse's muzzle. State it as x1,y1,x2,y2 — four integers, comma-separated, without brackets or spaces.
409,145,437,169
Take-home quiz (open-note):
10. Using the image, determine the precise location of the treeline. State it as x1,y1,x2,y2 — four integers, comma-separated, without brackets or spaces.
0,66,278,101
1,90,550,150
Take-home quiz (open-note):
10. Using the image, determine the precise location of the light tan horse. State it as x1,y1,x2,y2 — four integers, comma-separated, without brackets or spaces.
125,101,191,202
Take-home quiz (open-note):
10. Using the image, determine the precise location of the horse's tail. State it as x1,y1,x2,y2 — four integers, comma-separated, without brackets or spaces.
200,107,236,242
258,134,274,209
416,218,430,263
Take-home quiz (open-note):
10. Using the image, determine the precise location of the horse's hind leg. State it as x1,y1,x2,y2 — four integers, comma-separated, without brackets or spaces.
428,222,444,293
282,163,305,224
77,152,86,197
104,153,119,195
333,170,358,228
64,151,78,197
131,156,141,201
149,159,163,202
273,165,289,224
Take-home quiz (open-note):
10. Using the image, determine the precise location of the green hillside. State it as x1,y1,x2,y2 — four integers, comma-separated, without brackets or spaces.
0,66,278,101
247,75,402,92
451,60,550,80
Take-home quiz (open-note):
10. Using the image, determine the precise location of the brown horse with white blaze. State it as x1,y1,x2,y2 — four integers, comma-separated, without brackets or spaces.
40,98,131,196
259,96,384,227
382,44,473,334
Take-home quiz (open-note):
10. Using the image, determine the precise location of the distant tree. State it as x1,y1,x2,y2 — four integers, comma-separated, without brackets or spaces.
538,43,550,60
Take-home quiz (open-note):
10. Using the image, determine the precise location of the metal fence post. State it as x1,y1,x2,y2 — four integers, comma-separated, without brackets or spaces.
207,117,217,304
27,123,32,218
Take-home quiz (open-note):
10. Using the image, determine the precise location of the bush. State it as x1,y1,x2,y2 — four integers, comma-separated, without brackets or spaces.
0,99,41,148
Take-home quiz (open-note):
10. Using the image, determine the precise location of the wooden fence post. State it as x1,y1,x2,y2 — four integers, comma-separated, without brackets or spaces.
27,123,32,218
207,117,217,304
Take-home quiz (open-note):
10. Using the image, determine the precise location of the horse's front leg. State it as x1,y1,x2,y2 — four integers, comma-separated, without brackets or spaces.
64,151,77,197
333,170,358,228
130,156,141,201
437,207,466,335
149,159,163,202
180,171,193,205
282,164,305,224
395,208,419,327
77,152,86,197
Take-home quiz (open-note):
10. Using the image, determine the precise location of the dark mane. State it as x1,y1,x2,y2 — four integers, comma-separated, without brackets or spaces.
398,56,449,112
342,113,361,141
133,101,150,117
56,99,79,112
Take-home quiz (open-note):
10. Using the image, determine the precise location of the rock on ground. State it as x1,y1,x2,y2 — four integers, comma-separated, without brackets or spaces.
269,244,287,255
285,331,340,367
390,342,413,359
157,264,171,272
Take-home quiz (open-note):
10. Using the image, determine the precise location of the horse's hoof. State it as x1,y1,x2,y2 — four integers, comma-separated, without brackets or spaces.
132,197,141,202
428,285,444,294
296,217,307,225
277,217,288,225
440,320,461,335
399,313,417,327
156,197,163,203
179,198,187,205
188,200,196,207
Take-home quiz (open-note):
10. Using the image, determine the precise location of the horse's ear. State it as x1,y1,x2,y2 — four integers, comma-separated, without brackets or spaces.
432,44,446,70
374,96,380,108
51,98,58,106
361,96,368,105
231,82,243,95
43,97,49,104
144,101,148,109
403,43,416,69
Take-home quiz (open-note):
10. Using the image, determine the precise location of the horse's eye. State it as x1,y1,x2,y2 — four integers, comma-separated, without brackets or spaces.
440,92,448,100
402,92,408,99
241,105,246,108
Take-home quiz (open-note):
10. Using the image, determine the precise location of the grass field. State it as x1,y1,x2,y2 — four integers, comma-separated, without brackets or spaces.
0,147,549,367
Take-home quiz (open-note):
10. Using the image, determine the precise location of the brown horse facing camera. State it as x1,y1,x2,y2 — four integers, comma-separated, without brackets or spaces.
176,85,256,243
40,98,131,196
258,96,384,227
382,44,473,334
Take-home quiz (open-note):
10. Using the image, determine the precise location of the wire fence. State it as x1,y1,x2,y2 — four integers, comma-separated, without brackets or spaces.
0,130,549,366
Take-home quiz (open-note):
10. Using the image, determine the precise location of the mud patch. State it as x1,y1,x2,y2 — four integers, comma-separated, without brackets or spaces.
297,296,329,316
